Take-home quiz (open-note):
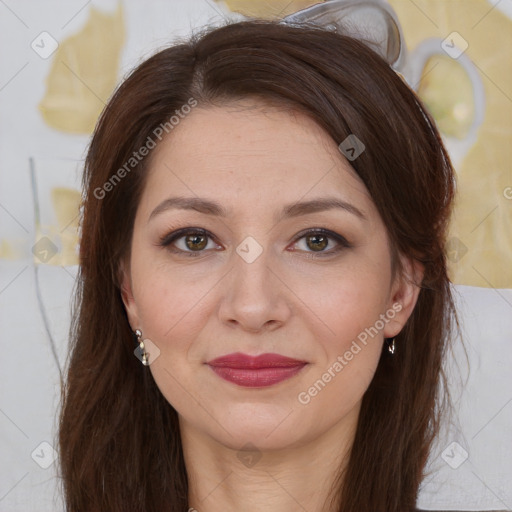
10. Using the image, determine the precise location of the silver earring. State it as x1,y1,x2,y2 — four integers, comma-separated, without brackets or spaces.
135,329,149,366
387,338,396,355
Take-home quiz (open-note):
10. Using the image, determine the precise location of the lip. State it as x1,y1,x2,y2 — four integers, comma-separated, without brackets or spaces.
206,352,307,388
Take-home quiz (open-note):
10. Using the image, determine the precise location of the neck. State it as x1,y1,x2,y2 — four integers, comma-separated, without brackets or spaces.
180,407,359,512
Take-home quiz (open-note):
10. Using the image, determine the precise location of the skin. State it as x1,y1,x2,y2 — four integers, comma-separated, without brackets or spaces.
120,99,423,512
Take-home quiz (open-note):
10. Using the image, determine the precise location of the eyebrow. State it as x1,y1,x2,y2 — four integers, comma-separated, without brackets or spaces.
148,196,366,223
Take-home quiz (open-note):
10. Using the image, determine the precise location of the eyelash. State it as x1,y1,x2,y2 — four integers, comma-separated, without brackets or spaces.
158,227,352,259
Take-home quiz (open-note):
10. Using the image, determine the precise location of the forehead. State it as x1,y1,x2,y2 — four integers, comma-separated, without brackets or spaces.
141,100,373,215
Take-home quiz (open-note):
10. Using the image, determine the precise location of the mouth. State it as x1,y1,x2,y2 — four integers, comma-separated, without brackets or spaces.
206,352,308,388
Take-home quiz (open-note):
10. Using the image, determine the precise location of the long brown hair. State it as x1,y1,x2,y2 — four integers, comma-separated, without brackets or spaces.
58,19,457,511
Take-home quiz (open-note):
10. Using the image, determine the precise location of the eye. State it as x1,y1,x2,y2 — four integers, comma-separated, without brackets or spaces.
159,228,220,257
290,228,351,258
159,227,351,259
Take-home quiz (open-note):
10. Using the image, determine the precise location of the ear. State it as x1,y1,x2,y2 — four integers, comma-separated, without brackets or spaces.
119,258,140,331
383,256,424,339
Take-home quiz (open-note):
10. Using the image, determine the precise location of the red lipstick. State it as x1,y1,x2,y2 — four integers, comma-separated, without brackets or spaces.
206,352,307,387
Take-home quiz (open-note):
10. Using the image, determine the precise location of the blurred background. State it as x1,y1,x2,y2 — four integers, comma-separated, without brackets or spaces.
0,1,511,510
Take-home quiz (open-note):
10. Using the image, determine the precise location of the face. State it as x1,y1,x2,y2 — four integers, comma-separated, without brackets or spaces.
121,100,420,452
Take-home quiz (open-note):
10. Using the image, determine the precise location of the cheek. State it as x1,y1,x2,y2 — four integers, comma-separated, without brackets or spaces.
131,249,219,343
297,259,391,341
293,290,387,423
133,245,391,357
131,234,391,400
294,263,390,395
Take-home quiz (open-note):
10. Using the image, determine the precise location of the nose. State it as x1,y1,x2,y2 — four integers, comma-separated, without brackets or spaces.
217,245,292,333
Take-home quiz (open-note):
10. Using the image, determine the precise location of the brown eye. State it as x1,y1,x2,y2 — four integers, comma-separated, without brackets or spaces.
185,234,208,251
291,228,352,258
159,228,219,257
306,234,329,251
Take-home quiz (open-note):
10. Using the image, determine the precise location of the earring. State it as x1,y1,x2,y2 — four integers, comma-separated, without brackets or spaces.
387,337,396,355
135,329,149,366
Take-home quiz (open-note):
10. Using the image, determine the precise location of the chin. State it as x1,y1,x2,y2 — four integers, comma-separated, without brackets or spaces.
220,427,304,453
210,403,306,449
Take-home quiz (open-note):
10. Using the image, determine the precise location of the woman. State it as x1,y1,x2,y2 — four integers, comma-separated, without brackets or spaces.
59,19,459,512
